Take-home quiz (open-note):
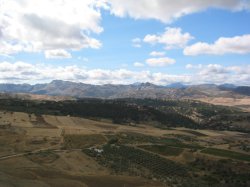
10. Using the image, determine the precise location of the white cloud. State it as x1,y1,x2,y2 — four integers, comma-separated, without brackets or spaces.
185,63,250,85
184,34,250,55
132,38,142,48
1,61,250,85
132,38,141,43
151,72,191,84
0,61,34,72
143,35,158,44
45,49,72,59
186,63,229,73
144,27,193,49
198,64,229,75
0,0,103,56
132,44,142,48
185,64,202,69
186,64,194,69
107,0,249,23
134,62,144,67
77,56,89,62
146,57,176,67
150,51,165,57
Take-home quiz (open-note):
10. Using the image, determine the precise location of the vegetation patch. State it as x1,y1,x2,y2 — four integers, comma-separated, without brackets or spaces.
190,158,250,185
106,133,203,151
180,130,207,137
63,134,106,149
84,144,187,181
106,132,163,144
161,139,204,150
138,145,183,156
32,115,57,129
201,148,250,162
26,151,59,164
167,134,196,142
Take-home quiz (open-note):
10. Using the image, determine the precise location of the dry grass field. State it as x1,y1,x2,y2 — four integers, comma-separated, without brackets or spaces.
195,97,250,112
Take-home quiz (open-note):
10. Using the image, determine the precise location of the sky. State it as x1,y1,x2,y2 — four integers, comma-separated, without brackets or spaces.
0,0,250,85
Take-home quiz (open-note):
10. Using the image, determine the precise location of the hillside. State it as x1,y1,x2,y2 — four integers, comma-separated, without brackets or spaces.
0,101,249,187
0,98,249,133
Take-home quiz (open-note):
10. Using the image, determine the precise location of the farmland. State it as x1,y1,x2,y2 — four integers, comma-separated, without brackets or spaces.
201,148,250,162
138,145,183,156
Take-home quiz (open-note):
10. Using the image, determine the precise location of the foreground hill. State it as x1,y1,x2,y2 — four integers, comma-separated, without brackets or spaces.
0,102,249,187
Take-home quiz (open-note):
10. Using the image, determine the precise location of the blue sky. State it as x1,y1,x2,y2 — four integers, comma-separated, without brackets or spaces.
0,0,250,85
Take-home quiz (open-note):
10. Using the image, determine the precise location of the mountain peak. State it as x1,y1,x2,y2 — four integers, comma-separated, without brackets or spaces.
166,82,187,89
140,82,156,87
50,80,70,84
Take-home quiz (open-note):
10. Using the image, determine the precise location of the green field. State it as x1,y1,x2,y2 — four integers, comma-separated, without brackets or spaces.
201,148,250,162
139,145,183,156
161,138,204,150
84,144,187,179
180,130,207,136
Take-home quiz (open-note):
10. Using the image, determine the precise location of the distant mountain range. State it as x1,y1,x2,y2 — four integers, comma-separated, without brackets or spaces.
0,80,250,99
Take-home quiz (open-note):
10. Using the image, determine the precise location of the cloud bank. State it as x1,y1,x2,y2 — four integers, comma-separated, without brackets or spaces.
1,61,250,86
184,34,250,55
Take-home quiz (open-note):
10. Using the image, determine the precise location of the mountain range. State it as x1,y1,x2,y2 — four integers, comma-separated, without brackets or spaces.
0,80,250,99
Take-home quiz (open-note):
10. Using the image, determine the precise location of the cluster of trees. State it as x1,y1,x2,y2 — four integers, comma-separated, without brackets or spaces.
84,144,187,178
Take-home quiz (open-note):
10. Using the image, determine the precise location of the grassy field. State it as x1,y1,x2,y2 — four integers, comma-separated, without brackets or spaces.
63,134,107,149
